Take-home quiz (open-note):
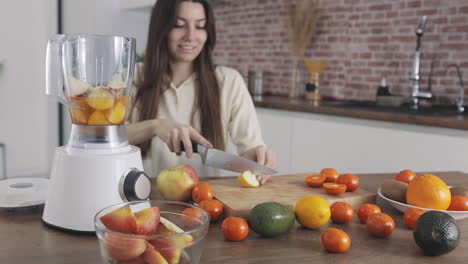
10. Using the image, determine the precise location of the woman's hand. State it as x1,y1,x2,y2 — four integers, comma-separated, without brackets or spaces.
242,145,276,185
154,119,213,158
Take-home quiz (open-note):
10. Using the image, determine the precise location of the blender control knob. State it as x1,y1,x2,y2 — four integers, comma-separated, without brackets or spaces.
121,170,151,201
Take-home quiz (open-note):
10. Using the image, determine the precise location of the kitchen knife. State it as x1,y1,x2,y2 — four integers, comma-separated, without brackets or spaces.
181,142,277,175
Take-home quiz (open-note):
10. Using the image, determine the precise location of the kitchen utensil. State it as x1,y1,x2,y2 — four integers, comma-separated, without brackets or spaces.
183,142,277,175
0,178,49,208
204,172,376,218
377,188,468,220
43,34,150,233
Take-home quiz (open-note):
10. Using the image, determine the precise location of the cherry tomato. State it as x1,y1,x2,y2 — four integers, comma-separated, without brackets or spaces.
448,195,468,211
394,170,416,184
321,227,351,253
305,174,327,187
336,173,360,192
182,207,205,227
199,199,224,221
403,208,426,229
321,168,340,183
221,217,249,241
366,213,395,237
330,202,355,224
323,183,347,195
357,204,381,223
191,182,214,204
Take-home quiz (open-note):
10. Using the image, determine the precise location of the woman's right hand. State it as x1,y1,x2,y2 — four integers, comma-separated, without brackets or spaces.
153,119,213,158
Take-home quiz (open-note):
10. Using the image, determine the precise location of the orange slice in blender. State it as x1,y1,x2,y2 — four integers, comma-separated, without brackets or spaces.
105,101,127,124
88,111,111,125
85,87,115,110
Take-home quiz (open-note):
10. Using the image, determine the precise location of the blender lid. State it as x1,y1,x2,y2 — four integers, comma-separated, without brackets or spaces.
0,178,49,208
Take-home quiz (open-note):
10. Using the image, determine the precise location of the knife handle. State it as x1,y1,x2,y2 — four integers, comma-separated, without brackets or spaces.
180,141,199,153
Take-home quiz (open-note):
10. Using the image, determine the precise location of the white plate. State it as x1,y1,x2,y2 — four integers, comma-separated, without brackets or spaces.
0,178,49,208
377,187,468,220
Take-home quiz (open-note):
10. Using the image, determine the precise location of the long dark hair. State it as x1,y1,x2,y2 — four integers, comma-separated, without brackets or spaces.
132,0,224,157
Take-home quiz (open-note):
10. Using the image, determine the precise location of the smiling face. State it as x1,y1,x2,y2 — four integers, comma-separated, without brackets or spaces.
168,2,208,65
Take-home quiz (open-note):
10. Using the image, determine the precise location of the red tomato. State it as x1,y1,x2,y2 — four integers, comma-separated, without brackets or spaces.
336,173,360,192
221,217,249,241
199,199,224,221
330,202,355,224
191,182,214,204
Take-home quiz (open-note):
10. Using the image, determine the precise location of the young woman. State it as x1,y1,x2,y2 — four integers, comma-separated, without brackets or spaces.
127,0,276,183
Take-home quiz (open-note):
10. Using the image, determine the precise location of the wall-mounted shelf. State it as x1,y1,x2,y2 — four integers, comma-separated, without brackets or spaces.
120,0,156,10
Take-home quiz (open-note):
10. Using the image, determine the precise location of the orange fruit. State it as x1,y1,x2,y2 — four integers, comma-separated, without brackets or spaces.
403,208,426,229
366,213,395,237
448,195,468,211
181,207,204,226
336,173,360,192
394,169,416,184
191,182,214,204
330,202,354,224
221,217,249,241
305,174,326,187
323,183,347,195
199,199,224,222
357,204,381,223
406,174,451,210
321,168,340,183
321,228,351,253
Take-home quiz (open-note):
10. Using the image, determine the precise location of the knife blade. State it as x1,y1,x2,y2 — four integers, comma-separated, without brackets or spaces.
182,142,277,175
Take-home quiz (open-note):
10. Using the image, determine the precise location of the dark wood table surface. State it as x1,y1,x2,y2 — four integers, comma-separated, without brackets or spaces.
1,172,467,264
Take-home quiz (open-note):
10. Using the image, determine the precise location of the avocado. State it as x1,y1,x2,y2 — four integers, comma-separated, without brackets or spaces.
450,186,468,197
413,211,460,256
248,202,295,238
380,179,408,203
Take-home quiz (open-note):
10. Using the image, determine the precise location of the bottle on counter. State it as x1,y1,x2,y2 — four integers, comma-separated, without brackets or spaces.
248,69,263,101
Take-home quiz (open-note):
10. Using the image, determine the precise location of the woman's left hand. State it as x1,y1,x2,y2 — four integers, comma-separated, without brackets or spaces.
243,145,276,185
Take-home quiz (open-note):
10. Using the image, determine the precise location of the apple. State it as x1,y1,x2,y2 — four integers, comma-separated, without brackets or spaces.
134,207,160,235
100,205,137,233
148,239,181,264
104,233,147,261
142,243,169,264
157,164,199,202
157,216,193,248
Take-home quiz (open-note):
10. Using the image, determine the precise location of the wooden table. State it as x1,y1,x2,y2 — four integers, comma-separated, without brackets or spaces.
1,172,467,264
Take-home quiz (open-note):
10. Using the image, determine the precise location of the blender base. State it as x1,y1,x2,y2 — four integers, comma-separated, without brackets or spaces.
42,145,143,232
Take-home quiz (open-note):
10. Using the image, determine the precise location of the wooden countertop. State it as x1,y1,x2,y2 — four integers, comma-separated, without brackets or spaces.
254,96,468,131
1,172,467,264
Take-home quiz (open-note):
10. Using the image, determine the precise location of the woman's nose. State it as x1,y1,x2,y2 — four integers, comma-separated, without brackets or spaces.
183,26,196,41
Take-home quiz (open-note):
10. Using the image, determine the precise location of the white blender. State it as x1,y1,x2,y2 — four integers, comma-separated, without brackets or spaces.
42,35,151,233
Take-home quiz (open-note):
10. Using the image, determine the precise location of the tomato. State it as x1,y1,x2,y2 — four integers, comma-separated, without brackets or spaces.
323,183,347,195
182,207,205,227
336,173,360,192
191,182,214,204
330,202,355,224
403,208,426,229
221,217,249,241
366,213,395,237
321,227,351,253
321,168,340,183
394,169,416,184
199,199,224,221
357,204,381,223
448,195,468,211
305,174,327,187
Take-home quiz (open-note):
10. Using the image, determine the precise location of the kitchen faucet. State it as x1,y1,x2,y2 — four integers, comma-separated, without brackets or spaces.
410,16,432,110
445,64,465,113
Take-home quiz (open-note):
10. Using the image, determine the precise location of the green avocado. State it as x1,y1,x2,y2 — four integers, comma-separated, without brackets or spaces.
248,202,295,238
413,211,460,256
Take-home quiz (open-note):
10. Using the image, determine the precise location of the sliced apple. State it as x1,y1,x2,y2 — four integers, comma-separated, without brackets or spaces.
70,108,89,124
157,216,193,249
85,86,115,110
142,243,169,264
148,239,181,264
134,207,160,235
88,110,111,125
100,205,137,233
104,233,147,262
105,101,127,124
67,76,90,96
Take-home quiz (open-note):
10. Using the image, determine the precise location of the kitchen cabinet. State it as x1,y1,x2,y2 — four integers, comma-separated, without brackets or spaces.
256,107,468,174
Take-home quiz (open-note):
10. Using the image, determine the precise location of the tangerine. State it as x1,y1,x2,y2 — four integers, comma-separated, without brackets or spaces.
321,168,340,183
394,169,416,184
406,174,451,210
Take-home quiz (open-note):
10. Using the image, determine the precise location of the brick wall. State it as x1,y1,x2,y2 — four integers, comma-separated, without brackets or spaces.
212,0,468,103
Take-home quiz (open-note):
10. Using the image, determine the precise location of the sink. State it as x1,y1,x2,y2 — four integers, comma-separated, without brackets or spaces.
322,101,466,117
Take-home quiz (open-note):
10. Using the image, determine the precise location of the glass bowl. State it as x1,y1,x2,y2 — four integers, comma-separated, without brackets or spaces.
94,200,210,264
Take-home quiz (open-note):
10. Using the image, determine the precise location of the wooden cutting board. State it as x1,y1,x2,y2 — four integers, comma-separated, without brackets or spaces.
205,172,376,218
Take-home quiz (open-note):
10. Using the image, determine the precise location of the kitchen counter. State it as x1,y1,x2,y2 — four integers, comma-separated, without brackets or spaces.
1,172,467,264
254,96,468,131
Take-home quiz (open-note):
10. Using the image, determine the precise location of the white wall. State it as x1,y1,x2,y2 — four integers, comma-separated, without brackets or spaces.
0,0,58,178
